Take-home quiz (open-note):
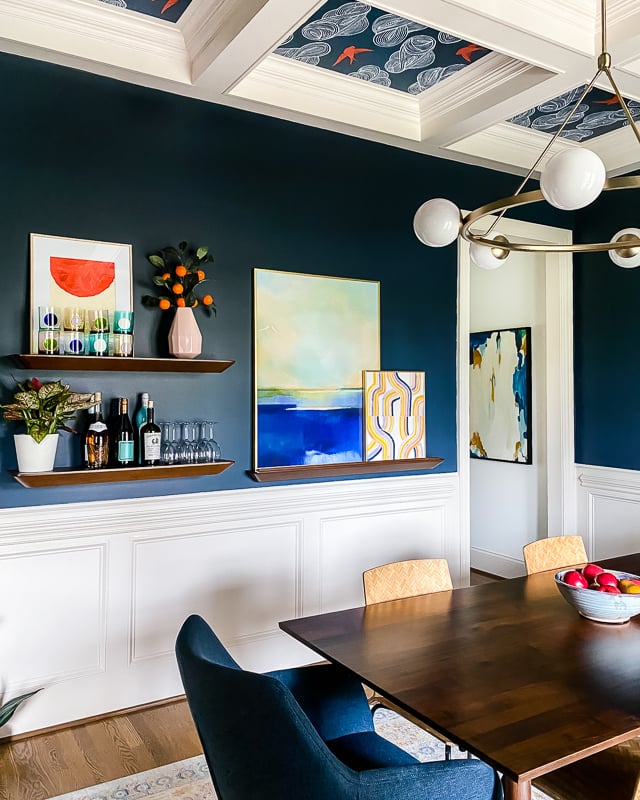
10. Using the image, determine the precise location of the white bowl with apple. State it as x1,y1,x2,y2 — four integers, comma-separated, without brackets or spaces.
555,563,640,623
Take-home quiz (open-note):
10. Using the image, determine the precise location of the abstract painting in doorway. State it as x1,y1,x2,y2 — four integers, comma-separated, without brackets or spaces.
364,371,425,461
469,327,531,464
254,269,380,468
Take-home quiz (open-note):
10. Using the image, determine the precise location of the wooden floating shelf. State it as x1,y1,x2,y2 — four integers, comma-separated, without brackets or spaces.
11,354,235,373
247,457,443,482
11,460,235,488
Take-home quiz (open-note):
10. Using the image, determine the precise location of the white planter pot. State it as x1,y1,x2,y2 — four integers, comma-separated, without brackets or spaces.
14,433,59,473
168,307,203,359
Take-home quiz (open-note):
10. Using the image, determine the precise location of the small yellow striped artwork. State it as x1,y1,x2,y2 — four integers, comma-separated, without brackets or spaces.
364,370,425,461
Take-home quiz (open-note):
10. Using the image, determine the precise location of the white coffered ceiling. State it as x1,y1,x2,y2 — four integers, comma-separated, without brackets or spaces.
2,0,640,177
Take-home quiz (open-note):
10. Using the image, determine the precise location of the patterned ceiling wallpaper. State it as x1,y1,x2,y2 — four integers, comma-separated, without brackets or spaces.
274,0,490,94
508,85,640,141
97,0,193,23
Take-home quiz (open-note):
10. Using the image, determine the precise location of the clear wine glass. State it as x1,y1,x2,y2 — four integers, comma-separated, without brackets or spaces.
178,421,197,464
195,425,213,463
160,422,178,465
201,420,221,461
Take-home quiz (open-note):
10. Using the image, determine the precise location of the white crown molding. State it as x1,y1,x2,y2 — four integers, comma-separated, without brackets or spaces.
0,0,190,82
418,52,553,140
414,0,594,54
589,126,640,175
607,0,640,26
179,0,270,83
446,121,576,175
230,53,421,141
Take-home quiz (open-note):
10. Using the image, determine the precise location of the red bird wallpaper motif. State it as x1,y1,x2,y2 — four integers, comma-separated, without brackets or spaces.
333,46,374,66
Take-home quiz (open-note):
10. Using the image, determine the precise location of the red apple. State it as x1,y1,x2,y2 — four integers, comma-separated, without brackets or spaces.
564,570,589,589
594,572,619,588
582,563,605,581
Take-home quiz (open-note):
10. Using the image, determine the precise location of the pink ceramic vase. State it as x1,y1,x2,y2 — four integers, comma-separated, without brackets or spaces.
168,307,202,359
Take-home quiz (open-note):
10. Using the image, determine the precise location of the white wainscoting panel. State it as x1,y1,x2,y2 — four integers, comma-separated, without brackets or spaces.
577,465,640,560
0,472,461,735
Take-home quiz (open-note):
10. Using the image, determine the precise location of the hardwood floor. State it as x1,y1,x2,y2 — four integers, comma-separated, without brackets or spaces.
0,698,202,800
0,570,501,800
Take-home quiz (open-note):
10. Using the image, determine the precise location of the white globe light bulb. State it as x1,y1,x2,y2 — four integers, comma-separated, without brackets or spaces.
609,228,640,268
540,148,606,211
413,198,461,247
469,235,510,270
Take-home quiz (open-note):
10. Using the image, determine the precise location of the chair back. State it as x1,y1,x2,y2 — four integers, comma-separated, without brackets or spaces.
175,615,354,800
363,558,453,604
523,535,588,575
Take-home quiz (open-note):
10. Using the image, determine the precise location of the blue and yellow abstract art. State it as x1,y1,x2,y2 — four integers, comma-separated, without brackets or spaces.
254,269,380,468
469,327,531,464
364,370,425,461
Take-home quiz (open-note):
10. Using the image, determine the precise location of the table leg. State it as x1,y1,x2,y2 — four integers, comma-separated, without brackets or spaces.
502,776,531,800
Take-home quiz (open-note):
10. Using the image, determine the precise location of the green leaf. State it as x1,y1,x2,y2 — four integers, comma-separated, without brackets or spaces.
196,247,208,260
142,295,161,307
148,254,165,269
0,689,41,727
178,241,187,251
164,246,181,260
153,275,168,286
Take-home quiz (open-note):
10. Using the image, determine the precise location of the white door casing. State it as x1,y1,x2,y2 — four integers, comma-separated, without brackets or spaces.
457,215,576,577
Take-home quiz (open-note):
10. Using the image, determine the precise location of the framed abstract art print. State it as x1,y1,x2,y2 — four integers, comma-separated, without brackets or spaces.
469,327,531,464
253,268,380,469
30,233,133,353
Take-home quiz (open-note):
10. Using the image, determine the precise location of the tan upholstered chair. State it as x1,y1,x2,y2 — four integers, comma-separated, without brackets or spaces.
522,535,588,575
363,558,453,603
523,536,640,799
362,558,460,759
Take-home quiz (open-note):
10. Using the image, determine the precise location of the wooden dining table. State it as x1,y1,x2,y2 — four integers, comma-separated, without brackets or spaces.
280,552,640,800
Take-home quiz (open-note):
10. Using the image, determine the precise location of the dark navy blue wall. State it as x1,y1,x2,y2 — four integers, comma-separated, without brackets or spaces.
0,51,566,508
573,190,640,468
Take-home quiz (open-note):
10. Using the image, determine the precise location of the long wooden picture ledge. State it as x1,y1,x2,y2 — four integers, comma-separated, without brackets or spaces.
247,457,443,482
11,461,235,488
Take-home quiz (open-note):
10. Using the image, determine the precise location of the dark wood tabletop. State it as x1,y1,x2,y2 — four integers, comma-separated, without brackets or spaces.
280,552,640,800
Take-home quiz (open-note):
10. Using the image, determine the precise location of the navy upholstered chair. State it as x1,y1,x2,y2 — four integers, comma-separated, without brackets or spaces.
175,614,503,800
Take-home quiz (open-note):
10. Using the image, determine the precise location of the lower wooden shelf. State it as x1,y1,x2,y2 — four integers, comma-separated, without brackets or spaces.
247,457,443,482
11,460,235,488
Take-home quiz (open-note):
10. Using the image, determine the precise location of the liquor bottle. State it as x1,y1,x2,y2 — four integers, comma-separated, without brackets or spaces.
82,397,97,468
114,397,135,467
135,392,149,465
84,392,109,469
140,400,162,466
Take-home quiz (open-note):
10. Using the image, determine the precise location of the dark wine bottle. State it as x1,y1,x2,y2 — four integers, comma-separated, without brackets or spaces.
85,392,109,469
114,397,134,467
140,400,161,466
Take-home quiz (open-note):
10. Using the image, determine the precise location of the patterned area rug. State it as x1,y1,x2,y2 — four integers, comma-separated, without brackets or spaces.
48,709,550,799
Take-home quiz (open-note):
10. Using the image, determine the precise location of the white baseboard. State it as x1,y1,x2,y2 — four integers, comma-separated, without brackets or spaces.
470,546,526,578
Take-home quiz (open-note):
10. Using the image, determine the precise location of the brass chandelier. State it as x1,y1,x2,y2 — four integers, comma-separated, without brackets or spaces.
413,0,640,269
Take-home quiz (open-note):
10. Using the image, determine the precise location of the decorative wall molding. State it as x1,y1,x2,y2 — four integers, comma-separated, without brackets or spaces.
576,464,640,563
0,472,460,736
0,0,190,82
448,121,577,175
419,54,552,140
180,0,269,82
230,53,420,140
